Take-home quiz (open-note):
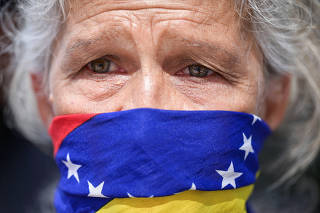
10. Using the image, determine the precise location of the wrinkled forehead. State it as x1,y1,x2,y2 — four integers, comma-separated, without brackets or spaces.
57,0,256,64
67,0,237,22
67,0,239,30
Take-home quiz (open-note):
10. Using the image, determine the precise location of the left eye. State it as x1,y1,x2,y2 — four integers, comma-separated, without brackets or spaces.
183,64,214,77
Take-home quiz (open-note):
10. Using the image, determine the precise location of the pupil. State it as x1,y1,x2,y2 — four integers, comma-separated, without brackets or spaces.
96,63,104,71
92,59,110,73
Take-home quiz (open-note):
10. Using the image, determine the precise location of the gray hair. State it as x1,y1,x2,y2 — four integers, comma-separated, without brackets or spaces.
2,0,320,186
1,0,65,150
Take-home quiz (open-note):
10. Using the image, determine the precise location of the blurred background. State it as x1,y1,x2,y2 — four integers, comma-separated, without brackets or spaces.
0,0,319,212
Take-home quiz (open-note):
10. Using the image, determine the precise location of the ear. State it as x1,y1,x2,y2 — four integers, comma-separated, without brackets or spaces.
263,74,291,130
30,73,54,129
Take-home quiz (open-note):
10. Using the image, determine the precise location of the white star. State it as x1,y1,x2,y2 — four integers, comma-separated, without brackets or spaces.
62,153,82,183
251,114,261,125
216,162,243,189
127,192,136,198
149,195,154,198
88,181,107,198
189,182,197,190
239,133,254,160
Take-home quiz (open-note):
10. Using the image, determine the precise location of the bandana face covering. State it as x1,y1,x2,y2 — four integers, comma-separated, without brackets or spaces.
49,108,271,213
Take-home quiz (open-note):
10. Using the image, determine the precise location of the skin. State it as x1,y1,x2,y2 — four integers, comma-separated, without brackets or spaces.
32,0,290,130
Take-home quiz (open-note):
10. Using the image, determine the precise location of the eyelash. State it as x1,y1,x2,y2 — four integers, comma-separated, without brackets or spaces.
85,57,220,79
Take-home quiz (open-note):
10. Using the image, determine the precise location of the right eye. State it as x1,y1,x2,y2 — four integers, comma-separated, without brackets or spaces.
87,58,118,73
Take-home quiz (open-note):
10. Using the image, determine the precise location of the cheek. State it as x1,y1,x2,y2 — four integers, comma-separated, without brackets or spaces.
169,70,262,113
71,73,130,102
50,73,130,115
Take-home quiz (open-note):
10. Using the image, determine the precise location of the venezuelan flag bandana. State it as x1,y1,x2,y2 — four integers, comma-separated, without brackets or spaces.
49,108,271,213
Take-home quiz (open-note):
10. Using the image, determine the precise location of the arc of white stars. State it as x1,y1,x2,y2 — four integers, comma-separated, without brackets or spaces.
62,153,82,183
251,114,261,125
239,133,254,160
216,162,243,189
88,181,107,198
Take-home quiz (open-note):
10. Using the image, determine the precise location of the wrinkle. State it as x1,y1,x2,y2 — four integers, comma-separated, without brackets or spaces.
74,7,205,25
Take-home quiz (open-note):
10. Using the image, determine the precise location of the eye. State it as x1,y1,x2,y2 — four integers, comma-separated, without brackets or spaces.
183,64,214,77
87,58,118,73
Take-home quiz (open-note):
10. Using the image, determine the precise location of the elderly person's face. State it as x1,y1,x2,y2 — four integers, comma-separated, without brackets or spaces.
33,0,290,129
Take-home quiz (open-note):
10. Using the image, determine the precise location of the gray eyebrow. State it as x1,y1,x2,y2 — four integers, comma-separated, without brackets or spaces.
64,25,128,57
67,38,98,55
158,34,243,72
64,28,242,71
181,38,241,67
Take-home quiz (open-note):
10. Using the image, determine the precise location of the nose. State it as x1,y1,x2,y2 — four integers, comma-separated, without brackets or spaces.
119,62,190,111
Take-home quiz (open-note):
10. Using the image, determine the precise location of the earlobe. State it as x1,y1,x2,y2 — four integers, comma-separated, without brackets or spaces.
263,74,291,130
30,73,53,129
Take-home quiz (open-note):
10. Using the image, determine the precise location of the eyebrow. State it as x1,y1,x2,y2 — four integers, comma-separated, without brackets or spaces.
65,25,128,56
68,39,97,53
192,42,241,66
60,27,131,70
63,27,243,72
159,34,242,71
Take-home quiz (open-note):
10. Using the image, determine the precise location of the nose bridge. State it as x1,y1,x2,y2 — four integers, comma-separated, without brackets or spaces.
132,13,165,106
120,19,180,110
127,61,166,109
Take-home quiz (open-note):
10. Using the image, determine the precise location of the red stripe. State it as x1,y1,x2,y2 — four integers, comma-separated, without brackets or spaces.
49,114,97,157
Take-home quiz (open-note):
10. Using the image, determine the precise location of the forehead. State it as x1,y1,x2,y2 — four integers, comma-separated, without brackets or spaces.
65,0,241,35
68,0,239,34
68,0,236,20
66,0,240,34
60,0,253,63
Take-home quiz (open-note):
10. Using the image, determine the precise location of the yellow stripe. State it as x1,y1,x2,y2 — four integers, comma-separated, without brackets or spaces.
97,185,253,213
